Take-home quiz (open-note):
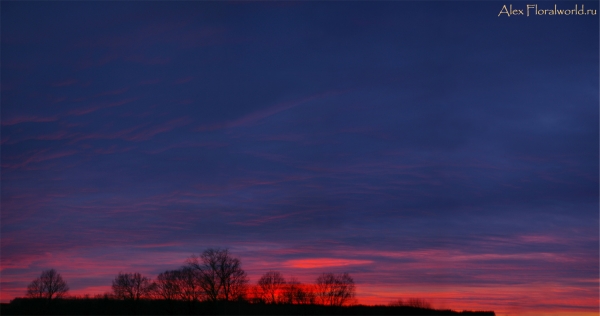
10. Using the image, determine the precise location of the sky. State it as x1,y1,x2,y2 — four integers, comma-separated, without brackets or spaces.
1,1,598,315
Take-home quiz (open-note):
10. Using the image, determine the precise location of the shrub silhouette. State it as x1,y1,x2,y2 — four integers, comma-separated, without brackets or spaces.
389,297,433,309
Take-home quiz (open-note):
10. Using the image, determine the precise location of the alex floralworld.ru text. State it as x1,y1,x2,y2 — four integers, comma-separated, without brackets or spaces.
498,4,597,17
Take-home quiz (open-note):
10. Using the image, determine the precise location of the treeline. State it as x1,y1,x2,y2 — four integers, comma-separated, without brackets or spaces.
23,248,356,306
5,248,495,315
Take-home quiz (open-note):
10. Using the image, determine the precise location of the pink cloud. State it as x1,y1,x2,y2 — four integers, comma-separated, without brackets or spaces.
519,234,562,244
68,123,148,144
2,149,78,169
323,249,579,265
0,130,75,145
1,115,58,126
232,212,303,227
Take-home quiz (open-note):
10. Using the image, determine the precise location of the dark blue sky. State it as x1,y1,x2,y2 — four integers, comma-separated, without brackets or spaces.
1,1,598,314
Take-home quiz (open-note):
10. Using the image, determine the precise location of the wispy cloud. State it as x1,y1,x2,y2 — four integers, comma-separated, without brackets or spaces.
196,90,342,131
68,97,139,116
124,117,193,141
232,211,307,227
2,149,78,169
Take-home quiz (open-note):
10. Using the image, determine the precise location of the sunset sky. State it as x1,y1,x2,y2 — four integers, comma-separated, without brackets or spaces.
1,1,598,315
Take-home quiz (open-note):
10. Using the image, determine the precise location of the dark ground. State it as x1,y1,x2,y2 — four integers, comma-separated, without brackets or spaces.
2,298,495,315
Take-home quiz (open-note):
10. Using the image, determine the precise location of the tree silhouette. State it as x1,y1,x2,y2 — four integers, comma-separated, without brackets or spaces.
178,266,204,302
26,269,69,300
257,271,286,304
154,270,183,301
112,272,153,300
186,248,248,302
282,277,316,305
315,272,355,306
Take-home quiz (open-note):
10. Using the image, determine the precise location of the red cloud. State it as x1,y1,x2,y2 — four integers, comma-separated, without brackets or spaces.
284,258,373,269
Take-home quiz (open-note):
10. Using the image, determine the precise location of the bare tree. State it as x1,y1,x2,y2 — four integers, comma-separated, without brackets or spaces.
26,269,69,300
26,278,45,299
315,272,356,306
112,272,153,300
178,266,204,302
154,270,183,301
257,271,286,304
186,248,248,301
282,277,315,305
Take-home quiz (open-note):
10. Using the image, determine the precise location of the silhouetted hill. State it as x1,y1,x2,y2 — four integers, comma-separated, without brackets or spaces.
2,298,495,315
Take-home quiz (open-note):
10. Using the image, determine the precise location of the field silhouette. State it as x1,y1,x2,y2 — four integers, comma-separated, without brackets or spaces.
2,298,495,315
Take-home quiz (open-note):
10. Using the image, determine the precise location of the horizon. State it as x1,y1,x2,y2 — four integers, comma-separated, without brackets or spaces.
1,1,598,316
